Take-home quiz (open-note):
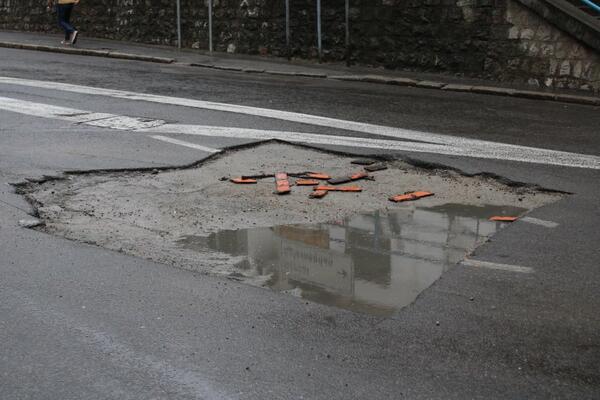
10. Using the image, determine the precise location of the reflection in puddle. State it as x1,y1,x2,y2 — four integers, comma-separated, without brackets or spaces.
178,204,526,316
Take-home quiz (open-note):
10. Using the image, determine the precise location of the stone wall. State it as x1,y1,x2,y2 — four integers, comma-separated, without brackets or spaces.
0,0,598,91
502,0,600,91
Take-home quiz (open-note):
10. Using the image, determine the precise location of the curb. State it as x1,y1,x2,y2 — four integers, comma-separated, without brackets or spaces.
191,63,600,107
2,40,598,107
0,41,175,64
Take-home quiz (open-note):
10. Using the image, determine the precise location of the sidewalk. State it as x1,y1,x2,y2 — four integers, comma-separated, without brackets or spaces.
1,30,599,106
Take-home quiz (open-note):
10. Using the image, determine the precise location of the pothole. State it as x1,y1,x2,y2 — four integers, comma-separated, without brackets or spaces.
177,203,527,316
18,142,562,315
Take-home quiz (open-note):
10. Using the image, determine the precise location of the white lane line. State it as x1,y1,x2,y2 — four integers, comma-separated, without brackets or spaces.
0,95,114,123
0,96,522,159
142,124,597,166
0,95,448,155
461,259,534,273
150,135,221,153
1,76,600,170
520,216,559,228
144,124,457,153
86,116,166,130
1,94,599,168
0,96,166,130
0,97,470,155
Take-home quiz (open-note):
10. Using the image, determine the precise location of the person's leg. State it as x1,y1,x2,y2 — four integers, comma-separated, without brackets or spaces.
57,4,75,41
65,4,78,44
65,5,77,37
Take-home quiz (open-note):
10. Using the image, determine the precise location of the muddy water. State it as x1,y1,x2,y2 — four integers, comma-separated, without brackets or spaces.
178,204,526,316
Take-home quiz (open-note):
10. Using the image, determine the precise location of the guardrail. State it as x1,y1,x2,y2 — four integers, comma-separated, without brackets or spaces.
174,0,598,56
581,0,600,13
174,0,351,59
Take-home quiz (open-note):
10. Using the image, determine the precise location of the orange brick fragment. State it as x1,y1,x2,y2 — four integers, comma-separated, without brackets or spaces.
231,178,257,184
305,172,331,180
350,172,369,180
489,216,519,222
275,172,291,194
389,191,434,202
296,179,320,186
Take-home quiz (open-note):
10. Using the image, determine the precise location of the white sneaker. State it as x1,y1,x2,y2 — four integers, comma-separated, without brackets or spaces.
70,31,78,45
60,40,71,46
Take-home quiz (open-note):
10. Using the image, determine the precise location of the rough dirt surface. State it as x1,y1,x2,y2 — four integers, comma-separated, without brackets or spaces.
21,143,561,277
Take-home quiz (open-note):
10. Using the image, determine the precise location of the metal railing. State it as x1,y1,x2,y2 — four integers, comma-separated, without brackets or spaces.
581,0,600,13
173,0,352,59
176,0,181,49
174,0,598,56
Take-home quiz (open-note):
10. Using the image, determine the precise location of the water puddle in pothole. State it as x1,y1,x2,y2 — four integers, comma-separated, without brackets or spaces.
177,203,527,316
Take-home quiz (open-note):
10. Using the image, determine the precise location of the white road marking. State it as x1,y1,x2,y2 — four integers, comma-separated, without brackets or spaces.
0,97,502,157
145,124,458,153
1,76,599,169
461,259,534,273
86,116,166,130
1,95,599,169
0,96,166,130
150,135,221,153
520,216,559,228
143,124,600,167
0,95,114,123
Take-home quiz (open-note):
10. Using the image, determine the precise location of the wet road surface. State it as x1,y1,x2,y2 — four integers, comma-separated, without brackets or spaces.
179,204,527,316
1,47,599,399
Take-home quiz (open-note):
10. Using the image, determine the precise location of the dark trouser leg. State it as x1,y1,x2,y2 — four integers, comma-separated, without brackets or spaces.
57,4,75,41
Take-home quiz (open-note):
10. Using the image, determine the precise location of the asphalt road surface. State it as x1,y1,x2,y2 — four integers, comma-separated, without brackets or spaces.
1,47,599,399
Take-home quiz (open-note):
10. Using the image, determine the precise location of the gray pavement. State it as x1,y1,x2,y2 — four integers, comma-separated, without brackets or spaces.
0,45,599,399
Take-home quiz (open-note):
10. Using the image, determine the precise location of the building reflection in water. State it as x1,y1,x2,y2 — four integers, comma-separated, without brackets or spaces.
179,204,525,316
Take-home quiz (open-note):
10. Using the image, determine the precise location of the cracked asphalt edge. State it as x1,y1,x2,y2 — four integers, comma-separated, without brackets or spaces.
9,139,571,223
11,142,562,289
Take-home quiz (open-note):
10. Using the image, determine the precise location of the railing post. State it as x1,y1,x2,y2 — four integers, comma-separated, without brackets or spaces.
176,0,182,49
316,0,322,61
345,0,350,63
285,0,290,49
208,0,213,53
345,0,349,48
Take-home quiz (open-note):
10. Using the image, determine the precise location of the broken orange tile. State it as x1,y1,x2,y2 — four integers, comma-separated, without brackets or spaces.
231,178,258,184
296,179,320,186
315,186,362,192
351,172,368,180
275,173,291,194
389,191,434,202
489,216,519,222
411,191,434,198
305,172,331,180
